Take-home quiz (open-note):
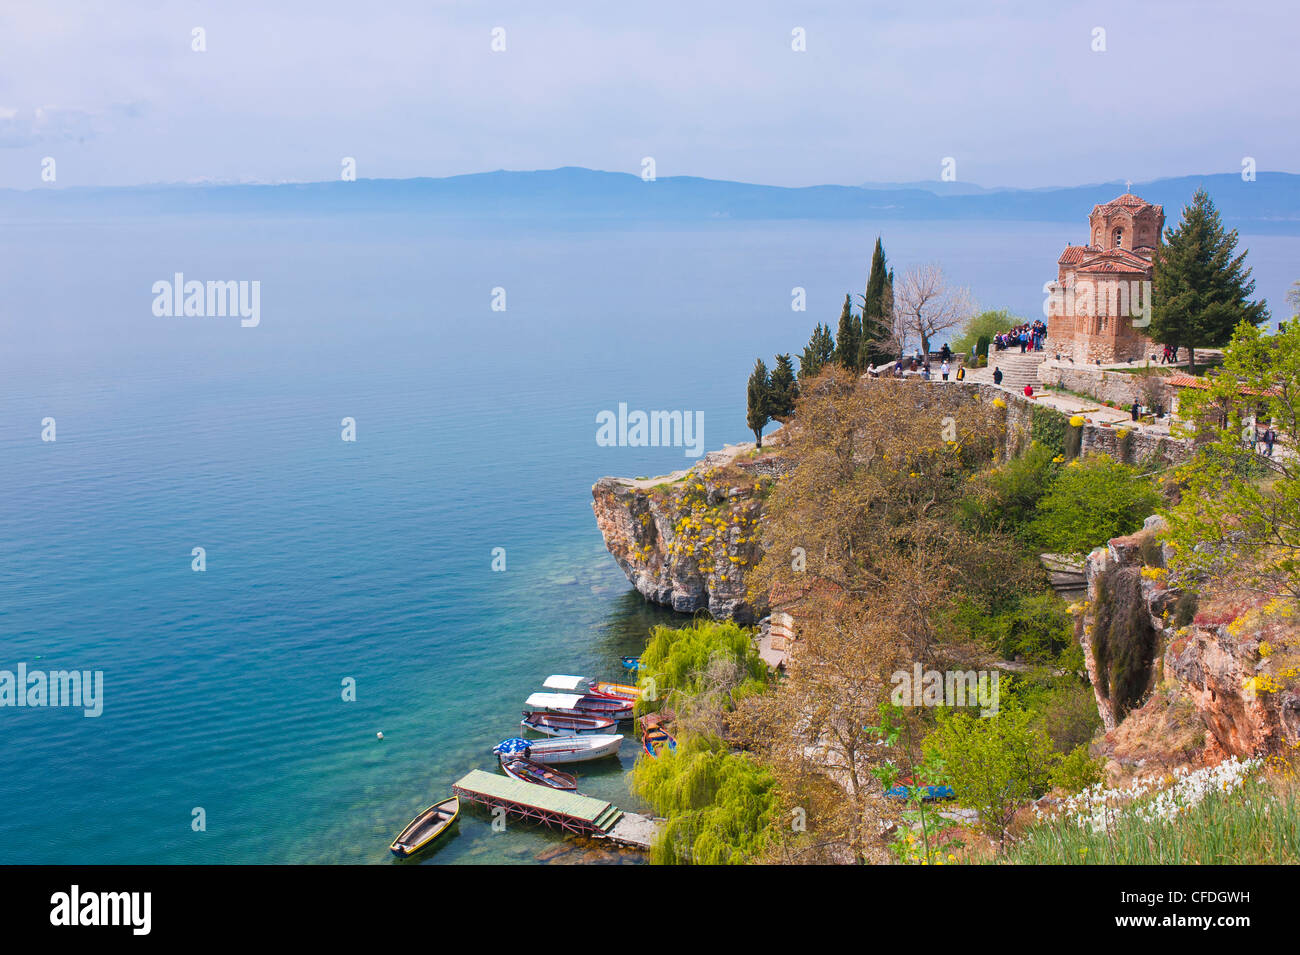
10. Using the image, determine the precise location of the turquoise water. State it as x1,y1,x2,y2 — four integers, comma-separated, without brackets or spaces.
1,213,1296,863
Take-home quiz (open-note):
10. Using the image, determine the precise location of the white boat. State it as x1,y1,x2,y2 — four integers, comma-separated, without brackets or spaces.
544,673,642,702
525,691,633,721
521,710,617,737
492,734,624,765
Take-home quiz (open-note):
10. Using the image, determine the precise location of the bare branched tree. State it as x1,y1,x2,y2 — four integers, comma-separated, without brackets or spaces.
893,264,975,355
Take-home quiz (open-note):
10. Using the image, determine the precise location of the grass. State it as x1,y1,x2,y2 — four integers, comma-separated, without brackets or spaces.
1001,774,1300,864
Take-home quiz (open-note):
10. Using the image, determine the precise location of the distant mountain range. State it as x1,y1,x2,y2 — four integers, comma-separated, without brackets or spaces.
4,166,1299,231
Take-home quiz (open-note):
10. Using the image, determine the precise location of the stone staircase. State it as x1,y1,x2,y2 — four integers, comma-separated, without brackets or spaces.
986,351,1049,391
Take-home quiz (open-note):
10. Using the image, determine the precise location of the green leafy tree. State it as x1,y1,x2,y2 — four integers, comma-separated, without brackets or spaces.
950,309,1023,360
923,702,1057,840
768,353,799,421
834,293,862,371
1029,454,1160,556
1151,188,1268,373
1164,318,1300,600
798,323,836,380
746,357,772,448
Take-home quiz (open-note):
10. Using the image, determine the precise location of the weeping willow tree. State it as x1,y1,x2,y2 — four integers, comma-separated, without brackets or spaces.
630,619,775,863
636,618,768,732
631,734,778,865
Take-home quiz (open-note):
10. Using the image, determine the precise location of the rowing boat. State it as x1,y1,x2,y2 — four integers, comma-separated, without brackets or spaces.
388,796,459,857
524,691,633,721
641,725,677,758
499,753,578,790
521,710,617,737
543,674,642,702
492,734,624,765
620,656,641,671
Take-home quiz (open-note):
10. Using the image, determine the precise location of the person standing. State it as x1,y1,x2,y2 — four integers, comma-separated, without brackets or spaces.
1265,427,1276,457
1131,400,1140,422
941,360,950,381
993,366,1003,386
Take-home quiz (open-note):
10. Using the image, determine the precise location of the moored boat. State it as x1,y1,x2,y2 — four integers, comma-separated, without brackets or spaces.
492,734,624,765
641,726,677,758
620,656,641,672
544,674,642,702
388,796,460,857
525,691,633,721
499,753,578,790
521,710,617,737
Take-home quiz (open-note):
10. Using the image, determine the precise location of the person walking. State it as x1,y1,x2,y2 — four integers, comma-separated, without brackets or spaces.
1265,427,1276,457
993,366,1003,386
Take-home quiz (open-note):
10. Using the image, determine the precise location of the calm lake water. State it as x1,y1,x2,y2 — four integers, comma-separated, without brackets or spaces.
1,212,1295,863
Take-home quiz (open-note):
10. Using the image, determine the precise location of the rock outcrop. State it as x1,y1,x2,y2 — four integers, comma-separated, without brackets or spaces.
591,443,790,622
1079,515,1300,762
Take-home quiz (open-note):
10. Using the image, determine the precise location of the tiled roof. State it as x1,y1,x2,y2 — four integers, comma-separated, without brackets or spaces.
1093,192,1163,216
1074,247,1153,274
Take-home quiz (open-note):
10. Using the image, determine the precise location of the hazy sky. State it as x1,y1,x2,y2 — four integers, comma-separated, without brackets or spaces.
1,1,1295,189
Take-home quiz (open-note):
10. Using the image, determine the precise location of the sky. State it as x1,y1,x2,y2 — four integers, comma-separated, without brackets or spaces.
1,0,1296,190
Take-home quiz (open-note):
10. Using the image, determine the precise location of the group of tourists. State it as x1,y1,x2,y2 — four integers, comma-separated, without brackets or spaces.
1158,344,1181,364
1253,424,1278,457
871,342,964,382
992,319,1048,353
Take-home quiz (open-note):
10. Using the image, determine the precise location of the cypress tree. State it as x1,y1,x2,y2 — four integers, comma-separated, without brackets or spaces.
860,237,895,368
834,294,862,371
769,353,799,421
746,358,772,448
1151,188,1268,373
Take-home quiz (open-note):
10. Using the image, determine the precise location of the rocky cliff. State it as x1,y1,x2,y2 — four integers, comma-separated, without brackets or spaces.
591,443,791,622
1079,517,1300,764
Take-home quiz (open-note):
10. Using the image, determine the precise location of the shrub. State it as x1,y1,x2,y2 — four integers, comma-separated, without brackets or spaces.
956,440,1061,540
1028,454,1160,556
923,702,1057,840
1050,745,1106,793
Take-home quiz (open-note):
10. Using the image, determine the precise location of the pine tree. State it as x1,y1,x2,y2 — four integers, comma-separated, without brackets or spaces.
769,353,799,421
834,294,862,371
1151,188,1268,373
860,237,896,368
798,323,836,380
746,358,772,448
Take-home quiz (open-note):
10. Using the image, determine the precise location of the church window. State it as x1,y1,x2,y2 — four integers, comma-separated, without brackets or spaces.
1113,227,1123,248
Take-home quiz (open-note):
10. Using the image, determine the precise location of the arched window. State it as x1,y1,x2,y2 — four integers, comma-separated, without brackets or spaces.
1113,227,1124,248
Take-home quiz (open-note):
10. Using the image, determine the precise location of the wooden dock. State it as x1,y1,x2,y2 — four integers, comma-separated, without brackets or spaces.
452,769,661,849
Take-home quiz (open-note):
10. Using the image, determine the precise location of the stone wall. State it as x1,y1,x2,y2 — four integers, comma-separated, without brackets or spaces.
1037,360,1172,409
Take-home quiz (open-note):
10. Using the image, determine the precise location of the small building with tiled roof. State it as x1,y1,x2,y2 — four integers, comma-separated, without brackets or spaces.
1047,192,1165,364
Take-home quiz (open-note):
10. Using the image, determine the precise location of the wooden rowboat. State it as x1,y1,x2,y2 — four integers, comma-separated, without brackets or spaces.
521,710,617,737
641,725,676,758
389,796,459,857
499,754,578,790
589,681,641,702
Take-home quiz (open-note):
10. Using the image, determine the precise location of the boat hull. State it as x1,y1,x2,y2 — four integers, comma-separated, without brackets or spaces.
510,734,624,765
521,711,616,737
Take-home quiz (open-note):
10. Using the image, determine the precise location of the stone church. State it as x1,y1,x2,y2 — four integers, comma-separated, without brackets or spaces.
1047,192,1165,363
